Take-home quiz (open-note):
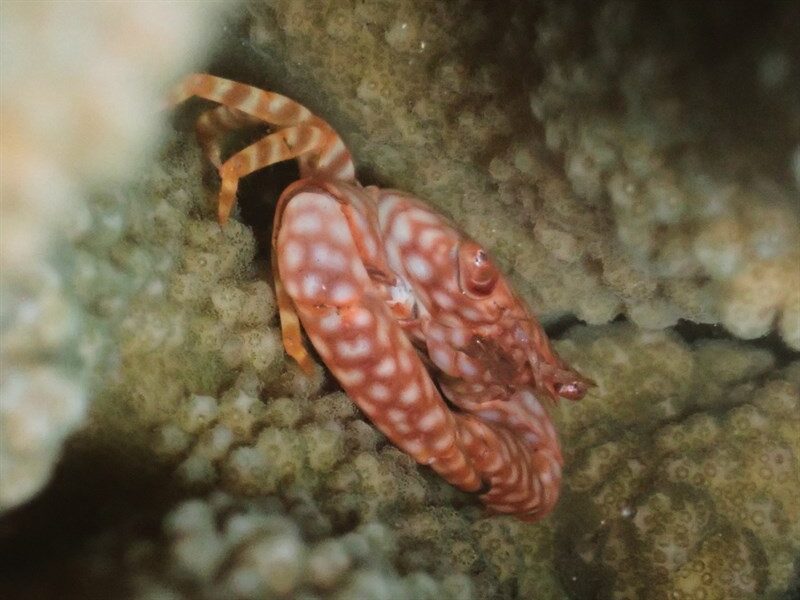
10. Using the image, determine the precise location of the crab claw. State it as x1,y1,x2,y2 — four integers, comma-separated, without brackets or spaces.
553,371,595,400
534,359,594,401
517,320,593,402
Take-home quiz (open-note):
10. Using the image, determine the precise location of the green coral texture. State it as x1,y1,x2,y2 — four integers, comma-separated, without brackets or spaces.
2,1,799,599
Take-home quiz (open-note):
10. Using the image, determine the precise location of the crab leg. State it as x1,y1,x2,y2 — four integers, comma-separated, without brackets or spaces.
166,73,316,126
194,105,261,168
215,124,327,224
444,384,563,518
167,73,355,182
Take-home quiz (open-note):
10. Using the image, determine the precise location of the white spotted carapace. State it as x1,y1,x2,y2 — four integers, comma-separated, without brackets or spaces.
168,74,592,521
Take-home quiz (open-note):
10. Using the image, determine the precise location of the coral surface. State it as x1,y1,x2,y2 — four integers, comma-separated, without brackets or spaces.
0,1,225,511
239,0,800,346
1,2,799,600
554,324,800,599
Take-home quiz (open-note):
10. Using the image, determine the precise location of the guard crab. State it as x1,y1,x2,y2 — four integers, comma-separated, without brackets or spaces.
167,74,592,520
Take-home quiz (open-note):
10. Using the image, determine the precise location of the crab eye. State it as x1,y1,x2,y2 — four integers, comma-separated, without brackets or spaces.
458,241,499,296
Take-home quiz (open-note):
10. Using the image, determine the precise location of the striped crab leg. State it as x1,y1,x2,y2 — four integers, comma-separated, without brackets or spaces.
193,105,261,168
448,387,564,518
166,74,356,223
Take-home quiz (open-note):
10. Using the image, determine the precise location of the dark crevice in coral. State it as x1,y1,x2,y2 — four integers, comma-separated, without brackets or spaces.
672,318,800,366
544,314,588,339
0,438,182,599
237,159,300,259
784,558,800,600
559,313,800,367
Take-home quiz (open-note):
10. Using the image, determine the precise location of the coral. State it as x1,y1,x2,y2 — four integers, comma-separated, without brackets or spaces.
552,323,800,599
240,0,800,348
0,1,226,511
530,1,800,346
122,493,483,600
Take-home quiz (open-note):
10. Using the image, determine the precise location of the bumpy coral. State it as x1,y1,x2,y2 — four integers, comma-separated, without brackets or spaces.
552,323,800,599
125,493,481,600
10,320,795,599
0,2,225,510
241,0,800,347
530,1,800,347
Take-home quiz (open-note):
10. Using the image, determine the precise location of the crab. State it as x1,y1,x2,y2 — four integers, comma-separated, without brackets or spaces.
167,74,592,520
